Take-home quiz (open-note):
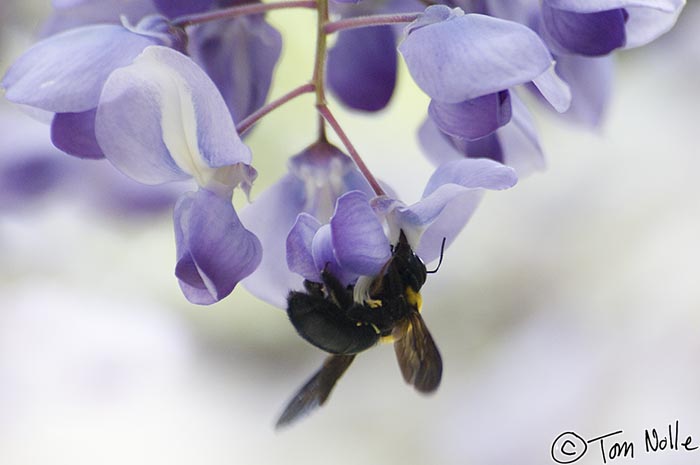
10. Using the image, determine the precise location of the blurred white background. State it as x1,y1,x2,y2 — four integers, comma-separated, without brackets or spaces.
1,2,699,465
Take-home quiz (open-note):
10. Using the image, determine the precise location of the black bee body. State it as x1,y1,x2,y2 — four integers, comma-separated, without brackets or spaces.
286,232,427,353
285,272,380,355
277,232,442,428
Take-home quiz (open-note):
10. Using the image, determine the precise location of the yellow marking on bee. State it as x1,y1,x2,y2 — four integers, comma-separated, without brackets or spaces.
379,334,395,344
405,287,422,312
366,298,382,308
357,321,382,334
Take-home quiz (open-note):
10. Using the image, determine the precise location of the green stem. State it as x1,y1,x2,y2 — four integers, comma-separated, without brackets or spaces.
324,12,421,34
312,0,329,108
317,105,386,197
236,83,315,135
311,0,384,195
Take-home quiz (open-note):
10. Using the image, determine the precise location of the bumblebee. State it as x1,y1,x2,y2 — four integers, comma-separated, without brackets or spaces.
276,231,442,428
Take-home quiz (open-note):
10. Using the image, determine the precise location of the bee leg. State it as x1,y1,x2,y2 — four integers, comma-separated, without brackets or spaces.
302,279,324,297
320,269,354,310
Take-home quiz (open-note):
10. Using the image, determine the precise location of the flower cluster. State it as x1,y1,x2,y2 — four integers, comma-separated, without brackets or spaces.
1,0,684,308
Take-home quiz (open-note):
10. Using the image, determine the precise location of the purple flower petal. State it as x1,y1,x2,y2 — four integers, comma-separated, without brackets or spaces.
428,91,512,140
419,92,544,177
496,95,546,176
189,14,282,123
311,224,335,271
418,117,462,166
413,189,484,263
241,142,376,307
283,214,359,287
311,224,356,285
287,213,323,284
544,0,680,13
174,189,261,305
412,158,516,261
422,158,517,197
624,3,685,48
54,0,89,7
51,109,104,159
541,3,627,56
484,1,537,24
95,46,251,186
2,25,157,113
403,3,459,31
399,8,554,103
381,158,517,260
419,117,506,166
41,0,157,36
543,0,684,49
154,0,214,17
458,134,505,163
330,191,391,276
286,141,376,222
549,54,613,126
531,65,572,112
125,15,189,52
241,175,306,308
327,25,397,112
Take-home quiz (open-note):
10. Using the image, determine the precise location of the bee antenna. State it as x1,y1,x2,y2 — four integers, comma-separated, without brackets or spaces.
426,237,447,274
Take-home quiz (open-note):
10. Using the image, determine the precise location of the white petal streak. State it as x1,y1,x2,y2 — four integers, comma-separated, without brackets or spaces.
127,50,213,187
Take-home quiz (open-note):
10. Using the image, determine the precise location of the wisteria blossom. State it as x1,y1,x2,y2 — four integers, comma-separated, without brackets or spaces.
0,0,686,427
240,141,376,307
392,6,567,176
450,0,683,127
2,16,184,158
418,94,546,176
286,158,517,287
240,129,515,307
327,24,397,112
1,0,684,303
94,45,260,304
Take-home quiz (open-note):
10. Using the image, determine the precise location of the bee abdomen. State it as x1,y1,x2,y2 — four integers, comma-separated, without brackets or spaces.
287,291,379,354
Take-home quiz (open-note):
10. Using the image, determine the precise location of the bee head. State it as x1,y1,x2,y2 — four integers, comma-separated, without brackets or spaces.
394,232,427,293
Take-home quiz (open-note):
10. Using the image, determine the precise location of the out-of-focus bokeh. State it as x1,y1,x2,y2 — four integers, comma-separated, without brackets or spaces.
1,2,699,464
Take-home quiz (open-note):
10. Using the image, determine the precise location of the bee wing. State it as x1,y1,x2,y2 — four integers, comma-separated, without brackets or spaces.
392,312,442,393
275,354,356,429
